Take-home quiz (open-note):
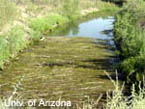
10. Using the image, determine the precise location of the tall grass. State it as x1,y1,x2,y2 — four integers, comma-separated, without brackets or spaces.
0,0,18,30
29,13,69,35
106,73,145,109
96,1,120,12
61,0,80,19
0,26,28,69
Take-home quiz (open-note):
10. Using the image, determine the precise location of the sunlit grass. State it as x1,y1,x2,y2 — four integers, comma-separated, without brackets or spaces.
29,13,69,35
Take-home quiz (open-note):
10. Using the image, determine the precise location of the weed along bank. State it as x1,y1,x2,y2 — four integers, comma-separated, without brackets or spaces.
0,0,122,108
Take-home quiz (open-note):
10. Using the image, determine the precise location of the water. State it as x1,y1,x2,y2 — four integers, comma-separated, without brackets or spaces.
51,16,115,40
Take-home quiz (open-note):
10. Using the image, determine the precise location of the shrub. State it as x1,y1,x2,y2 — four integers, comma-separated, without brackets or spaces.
114,0,145,85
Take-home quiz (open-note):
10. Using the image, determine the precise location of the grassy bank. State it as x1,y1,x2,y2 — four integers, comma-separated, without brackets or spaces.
114,0,145,86
0,0,119,69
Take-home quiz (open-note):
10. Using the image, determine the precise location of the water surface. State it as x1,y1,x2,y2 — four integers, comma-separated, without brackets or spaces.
51,16,114,40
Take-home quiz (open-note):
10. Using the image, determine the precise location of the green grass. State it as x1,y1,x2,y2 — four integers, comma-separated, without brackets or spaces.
96,0,120,12
0,36,10,69
0,26,28,69
29,13,69,35
8,26,28,54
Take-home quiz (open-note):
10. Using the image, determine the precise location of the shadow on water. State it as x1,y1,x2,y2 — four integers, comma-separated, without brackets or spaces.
77,58,113,70
37,55,114,71
39,58,113,70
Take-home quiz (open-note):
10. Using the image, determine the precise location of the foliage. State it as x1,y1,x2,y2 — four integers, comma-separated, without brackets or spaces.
114,0,145,85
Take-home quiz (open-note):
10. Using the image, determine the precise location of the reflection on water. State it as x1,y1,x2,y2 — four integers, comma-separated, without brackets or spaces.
50,16,115,40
